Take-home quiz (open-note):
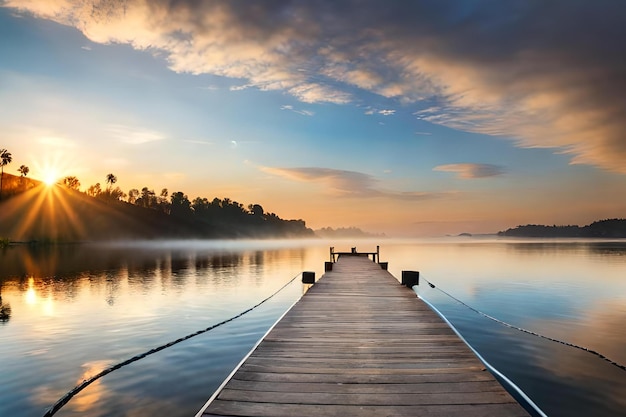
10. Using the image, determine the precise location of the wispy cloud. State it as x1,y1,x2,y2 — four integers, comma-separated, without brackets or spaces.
364,107,396,116
38,136,76,148
230,84,251,91
106,124,166,145
184,139,213,145
5,1,626,172
433,163,506,179
280,105,314,116
260,166,440,200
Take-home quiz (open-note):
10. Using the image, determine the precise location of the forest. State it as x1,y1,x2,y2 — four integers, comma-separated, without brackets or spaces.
0,156,314,242
498,219,626,238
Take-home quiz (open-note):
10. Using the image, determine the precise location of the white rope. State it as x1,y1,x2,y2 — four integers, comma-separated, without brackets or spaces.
418,276,626,372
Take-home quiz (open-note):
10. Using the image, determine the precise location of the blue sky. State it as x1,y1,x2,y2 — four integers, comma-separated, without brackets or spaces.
1,1,625,236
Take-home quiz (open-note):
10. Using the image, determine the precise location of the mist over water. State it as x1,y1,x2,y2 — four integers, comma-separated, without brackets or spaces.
1,238,625,417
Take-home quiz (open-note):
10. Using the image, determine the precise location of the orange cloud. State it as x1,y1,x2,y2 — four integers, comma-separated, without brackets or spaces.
5,1,626,172
434,163,505,179
260,166,442,201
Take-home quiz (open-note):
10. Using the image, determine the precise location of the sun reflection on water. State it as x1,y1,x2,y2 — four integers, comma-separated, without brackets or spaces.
70,360,112,413
25,277,37,305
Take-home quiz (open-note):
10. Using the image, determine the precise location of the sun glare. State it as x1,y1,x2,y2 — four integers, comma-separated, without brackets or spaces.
33,154,70,187
43,170,59,186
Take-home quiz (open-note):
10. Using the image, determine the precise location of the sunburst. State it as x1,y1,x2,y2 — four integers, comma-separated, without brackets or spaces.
31,152,74,187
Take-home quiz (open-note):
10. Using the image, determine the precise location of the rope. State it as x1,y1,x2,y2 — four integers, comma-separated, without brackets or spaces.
43,272,303,417
418,276,626,372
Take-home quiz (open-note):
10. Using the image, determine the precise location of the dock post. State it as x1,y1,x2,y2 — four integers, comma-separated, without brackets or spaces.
401,270,419,287
302,271,315,284
379,262,388,270
325,261,333,271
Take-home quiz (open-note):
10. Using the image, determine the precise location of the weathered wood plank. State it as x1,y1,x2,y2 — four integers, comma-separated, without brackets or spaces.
226,379,509,394
205,401,530,417
231,370,498,384
197,255,531,417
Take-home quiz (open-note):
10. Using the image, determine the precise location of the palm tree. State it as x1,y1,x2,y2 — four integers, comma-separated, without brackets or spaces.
18,165,29,177
105,173,117,189
62,176,81,190
0,148,13,199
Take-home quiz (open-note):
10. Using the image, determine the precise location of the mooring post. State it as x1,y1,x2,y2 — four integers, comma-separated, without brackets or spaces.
379,262,388,270
325,261,333,271
376,245,380,263
302,271,315,284
401,270,419,287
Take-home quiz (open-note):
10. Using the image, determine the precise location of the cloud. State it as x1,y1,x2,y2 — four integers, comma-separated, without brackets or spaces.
5,1,626,172
260,166,439,200
378,109,395,116
38,136,76,148
183,139,213,145
280,105,314,116
106,124,166,145
433,163,505,179
229,84,251,91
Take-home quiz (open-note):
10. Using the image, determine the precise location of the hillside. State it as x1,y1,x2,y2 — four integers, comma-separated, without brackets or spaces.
0,174,313,242
498,219,626,238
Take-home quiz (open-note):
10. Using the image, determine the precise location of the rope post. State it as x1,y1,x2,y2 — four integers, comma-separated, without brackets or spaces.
401,270,419,287
302,271,315,284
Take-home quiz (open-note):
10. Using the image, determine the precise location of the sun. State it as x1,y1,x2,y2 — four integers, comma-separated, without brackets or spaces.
43,169,60,186
33,155,68,187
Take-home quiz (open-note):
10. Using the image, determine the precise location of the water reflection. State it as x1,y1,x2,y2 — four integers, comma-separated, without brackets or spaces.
0,301,11,322
504,240,626,259
0,243,312,306
1,239,624,417
70,360,112,413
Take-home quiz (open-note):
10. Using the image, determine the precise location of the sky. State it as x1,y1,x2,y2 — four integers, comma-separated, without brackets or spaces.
1,0,625,236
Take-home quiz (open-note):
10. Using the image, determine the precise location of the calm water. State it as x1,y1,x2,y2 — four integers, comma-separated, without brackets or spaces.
1,238,625,417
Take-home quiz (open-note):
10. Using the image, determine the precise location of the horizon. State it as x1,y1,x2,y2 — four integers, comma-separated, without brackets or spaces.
2,1,625,237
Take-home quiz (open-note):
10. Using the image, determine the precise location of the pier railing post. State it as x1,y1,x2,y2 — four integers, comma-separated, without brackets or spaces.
401,271,419,287
302,271,315,284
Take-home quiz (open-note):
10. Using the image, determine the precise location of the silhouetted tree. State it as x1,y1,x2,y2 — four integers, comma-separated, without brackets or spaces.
128,188,139,204
0,148,12,198
136,187,156,208
249,204,264,216
170,191,192,218
158,188,170,213
106,173,117,189
62,176,81,190
18,165,29,177
86,183,102,197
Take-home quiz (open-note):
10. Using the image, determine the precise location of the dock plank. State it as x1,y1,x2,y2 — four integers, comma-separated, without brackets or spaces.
197,255,531,417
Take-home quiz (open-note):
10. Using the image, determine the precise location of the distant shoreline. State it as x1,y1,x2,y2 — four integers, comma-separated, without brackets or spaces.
497,219,626,238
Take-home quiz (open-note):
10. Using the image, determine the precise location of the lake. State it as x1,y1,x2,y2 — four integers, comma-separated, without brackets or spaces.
1,238,625,417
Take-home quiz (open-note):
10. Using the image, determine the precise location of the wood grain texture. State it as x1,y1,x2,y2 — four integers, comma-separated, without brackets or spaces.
199,255,531,417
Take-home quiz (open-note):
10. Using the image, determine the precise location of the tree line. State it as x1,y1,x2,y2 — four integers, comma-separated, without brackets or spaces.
64,172,313,237
1,148,313,238
498,219,626,238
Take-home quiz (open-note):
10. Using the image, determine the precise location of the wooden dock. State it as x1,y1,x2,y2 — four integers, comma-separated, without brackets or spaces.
196,255,531,417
